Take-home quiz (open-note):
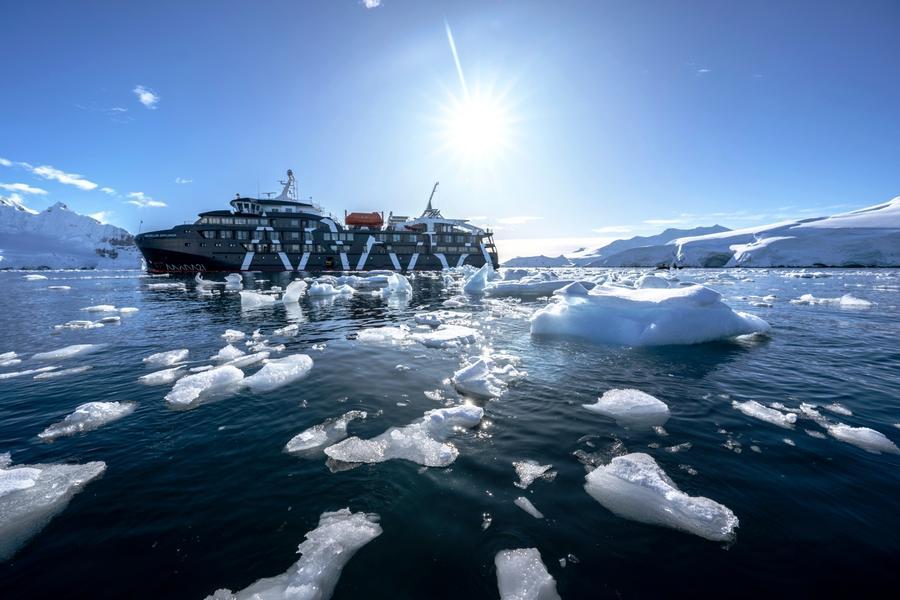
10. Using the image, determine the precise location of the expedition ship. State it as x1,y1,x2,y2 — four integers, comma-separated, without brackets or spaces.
135,170,499,273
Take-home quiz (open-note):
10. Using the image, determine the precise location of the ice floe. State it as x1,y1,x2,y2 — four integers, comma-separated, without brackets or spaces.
22,274,48,281
0,457,106,560
531,284,770,346
0,352,21,368
825,423,899,455
138,366,185,385
824,403,852,417
273,323,299,336
225,351,270,369
206,508,382,600
584,452,739,542
789,293,874,308
385,273,413,295
118,307,139,314
514,496,545,519
33,365,93,380
243,354,313,393
451,357,518,399
165,365,245,407
0,366,59,380
732,400,797,429
143,348,189,367
80,304,117,312
583,389,670,429
53,320,104,330
211,344,246,362
513,460,555,489
285,410,368,453
221,329,246,343
38,401,136,440
239,290,277,308
356,325,410,344
410,324,479,348
147,282,186,291
324,404,484,467
47,285,71,290
282,280,308,304
495,548,560,600
32,344,104,361
308,282,353,296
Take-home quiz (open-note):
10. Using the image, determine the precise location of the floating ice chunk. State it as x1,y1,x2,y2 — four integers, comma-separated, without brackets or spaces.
118,307,139,314
239,290,277,308
81,304,117,312
531,284,770,346
286,410,368,453
825,423,900,455
583,389,670,429
47,285,71,290
221,329,246,343
0,459,106,561
53,320,103,330
385,273,412,295
635,274,670,289
248,341,285,353
0,366,59,380
225,351,270,369
38,401,136,441
584,453,739,542
324,404,484,467
33,365,92,380
273,323,300,336
513,460,554,489
211,344,246,362
225,273,242,285
243,354,313,393
23,274,48,281
825,403,852,416
452,358,505,398
165,365,244,406
790,294,874,308
148,282,187,291
189,365,214,373
411,324,478,348
0,352,21,367
443,295,468,307
732,400,797,429
138,366,185,385
514,496,545,519
32,344,104,361
206,508,382,600
463,264,493,294
356,325,410,344
805,429,827,439
495,548,560,600
553,281,590,296
143,348,189,367
414,312,445,327
308,282,343,296
282,279,308,303
98,315,121,325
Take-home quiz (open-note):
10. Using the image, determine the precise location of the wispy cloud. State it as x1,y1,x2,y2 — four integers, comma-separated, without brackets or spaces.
175,177,193,184
89,211,112,224
696,67,711,75
133,85,160,109
126,191,167,208
362,0,382,8
100,186,116,195
497,215,542,225
0,182,48,195
0,158,11,167
30,164,98,191
592,225,632,234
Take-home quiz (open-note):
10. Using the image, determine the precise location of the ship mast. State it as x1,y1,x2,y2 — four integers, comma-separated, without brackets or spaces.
422,181,442,218
275,169,298,202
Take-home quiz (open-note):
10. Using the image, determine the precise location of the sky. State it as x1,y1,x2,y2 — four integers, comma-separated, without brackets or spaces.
2,0,899,259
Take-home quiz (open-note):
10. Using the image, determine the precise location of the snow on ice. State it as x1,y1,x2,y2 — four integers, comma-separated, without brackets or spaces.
583,389,671,429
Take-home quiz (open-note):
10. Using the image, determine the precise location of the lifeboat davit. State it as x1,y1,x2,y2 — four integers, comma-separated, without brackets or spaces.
345,211,384,228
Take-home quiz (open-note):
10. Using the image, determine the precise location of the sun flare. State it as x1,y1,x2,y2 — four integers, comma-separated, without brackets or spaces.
440,90,514,163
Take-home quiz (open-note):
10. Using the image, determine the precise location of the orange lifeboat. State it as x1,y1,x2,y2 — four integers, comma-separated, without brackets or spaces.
345,211,384,228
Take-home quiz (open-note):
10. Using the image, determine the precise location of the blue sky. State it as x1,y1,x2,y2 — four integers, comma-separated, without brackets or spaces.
2,0,899,258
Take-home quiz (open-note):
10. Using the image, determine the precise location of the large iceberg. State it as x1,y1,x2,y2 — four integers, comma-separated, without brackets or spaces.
531,284,770,346
583,389,670,429
494,548,560,600
38,401,136,440
0,455,106,561
243,354,313,393
286,410,368,453
584,453,738,541
324,405,484,467
207,508,382,600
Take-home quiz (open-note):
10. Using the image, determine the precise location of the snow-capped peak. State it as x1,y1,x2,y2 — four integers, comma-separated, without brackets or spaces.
0,193,39,215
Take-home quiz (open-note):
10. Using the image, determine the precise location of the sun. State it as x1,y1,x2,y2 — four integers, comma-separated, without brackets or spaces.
439,89,514,163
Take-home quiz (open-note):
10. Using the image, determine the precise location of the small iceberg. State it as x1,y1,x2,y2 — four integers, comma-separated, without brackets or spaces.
452,357,523,399
531,284,770,346
585,453,738,542
285,410,368,454
239,290,277,309
463,264,493,294
282,279,308,303
790,294,873,308
138,366,185,385
206,509,382,600
211,344,246,362
221,329,246,343
165,365,244,407
495,548,560,600
513,460,554,489
324,405,484,467
32,344,104,361
38,401,136,440
825,423,899,455
732,400,797,429
583,389,670,429
385,273,413,295
243,354,313,393
143,348,189,367
356,325,410,344
514,496,545,519
411,324,479,348
0,456,106,561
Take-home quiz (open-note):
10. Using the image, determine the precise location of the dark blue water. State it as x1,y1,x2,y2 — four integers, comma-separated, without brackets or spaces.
1,268,898,598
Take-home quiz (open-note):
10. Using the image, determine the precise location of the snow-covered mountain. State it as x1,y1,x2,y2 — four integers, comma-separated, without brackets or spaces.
602,197,900,268
0,196,141,269
502,254,572,268
568,225,731,266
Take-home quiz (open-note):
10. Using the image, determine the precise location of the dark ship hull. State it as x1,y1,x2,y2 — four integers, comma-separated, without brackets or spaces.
135,172,499,274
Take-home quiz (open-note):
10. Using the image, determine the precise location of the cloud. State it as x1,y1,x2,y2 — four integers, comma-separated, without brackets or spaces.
30,165,98,191
175,177,193,184
362,0,382,8
592,225,632,234
126,191,167,208
133,85,160,109
0,182,48,195
89,211,112,224
497,215,542,225
643,218,685,226
696,68,711,75
100,186,116,195
0,158,11,167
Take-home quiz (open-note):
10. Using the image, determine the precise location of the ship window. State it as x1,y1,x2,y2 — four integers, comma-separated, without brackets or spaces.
288,231,299,239
215,243,222,247
290,219,299,227
184,242,191,247
200,243,207,247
